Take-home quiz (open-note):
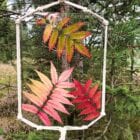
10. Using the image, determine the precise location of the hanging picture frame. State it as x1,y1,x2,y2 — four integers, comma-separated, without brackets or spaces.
15,1,109,140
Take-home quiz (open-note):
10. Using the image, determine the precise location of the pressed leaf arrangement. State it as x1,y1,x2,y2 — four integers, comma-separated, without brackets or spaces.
38,17,92,62
70,80,101,121
22,17,102,126
22,62,75,125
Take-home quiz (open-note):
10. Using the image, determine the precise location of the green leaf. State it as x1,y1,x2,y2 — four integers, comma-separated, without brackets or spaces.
63,22,85,35
71,31,91,40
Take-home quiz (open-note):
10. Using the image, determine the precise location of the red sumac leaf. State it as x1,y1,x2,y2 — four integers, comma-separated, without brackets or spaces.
89,84,99,98
83,111,100,121
58,67,74,83
38,112,51,126
22,62,74,125
22,104,38,114
72,80,102,121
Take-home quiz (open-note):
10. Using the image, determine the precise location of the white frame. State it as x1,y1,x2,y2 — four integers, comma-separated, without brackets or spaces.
15,1,109,140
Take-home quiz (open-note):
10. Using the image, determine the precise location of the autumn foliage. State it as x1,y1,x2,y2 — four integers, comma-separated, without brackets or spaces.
22,62,75,125
71,80,101,121
22,17,101,126
41,17,92,62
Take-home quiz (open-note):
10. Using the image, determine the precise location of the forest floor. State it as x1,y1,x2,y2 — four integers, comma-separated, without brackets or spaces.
0,63,16,97
0,63,18,136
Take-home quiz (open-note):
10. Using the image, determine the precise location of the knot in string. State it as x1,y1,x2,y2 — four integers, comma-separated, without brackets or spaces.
58,0,65,3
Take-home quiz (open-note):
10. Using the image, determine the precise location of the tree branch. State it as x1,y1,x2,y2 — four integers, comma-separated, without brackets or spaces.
0,9,20,18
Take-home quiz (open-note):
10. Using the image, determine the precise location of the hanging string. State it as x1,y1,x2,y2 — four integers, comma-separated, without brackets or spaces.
59,127,67,140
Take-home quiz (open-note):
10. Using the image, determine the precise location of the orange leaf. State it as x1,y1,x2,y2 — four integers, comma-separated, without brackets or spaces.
49,29,58,50
66,38,74,62
35,70,53,91
57,17,70,30
43,24,53,43
24,92,43,107
30,79,51,96
63,22,85,34
27,83,46,100
71,31,92,40
57,35,66,58
36,18,46,25
75,43,91,58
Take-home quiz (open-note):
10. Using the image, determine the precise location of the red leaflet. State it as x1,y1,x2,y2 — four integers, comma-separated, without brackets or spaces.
73,79,85,95
83,112,100,121
89,84,99,98
71,80,101,121
84,79,92,93
22,62,74,126
56,82,75,89
58,67,74,83
43,106,63,124
72,97,87,103
47,100,69,114
93,91,101,109
22,104,38,114
38,112,51,126
51,95,73,105
53,88,75,98
79,107,96,116
76,102,91,110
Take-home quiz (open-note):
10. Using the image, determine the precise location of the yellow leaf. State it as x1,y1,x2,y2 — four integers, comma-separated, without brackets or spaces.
75,43,91,58
27,84,45,100
49,29,59,50
35,70,53,91
30,79,50,96
66,38,74,62
71,31,91,40
43,24,53,43
57,35,66,58
63,22,85,35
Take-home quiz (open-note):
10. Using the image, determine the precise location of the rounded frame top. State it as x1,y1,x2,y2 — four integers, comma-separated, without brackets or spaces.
15,0,109,26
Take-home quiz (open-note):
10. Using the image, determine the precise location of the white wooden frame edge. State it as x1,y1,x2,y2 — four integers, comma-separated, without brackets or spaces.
15,1,109,140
